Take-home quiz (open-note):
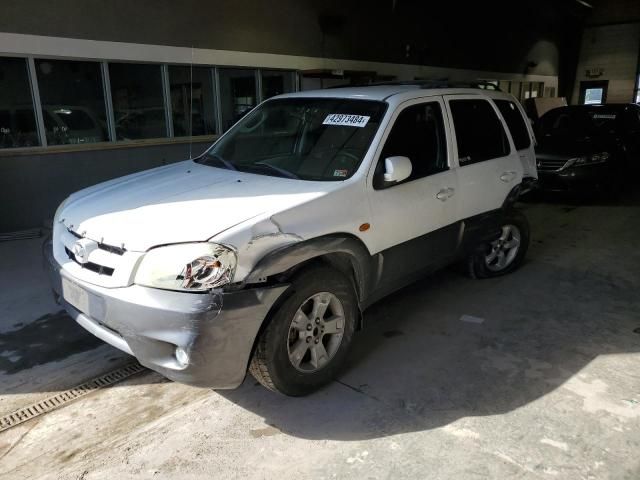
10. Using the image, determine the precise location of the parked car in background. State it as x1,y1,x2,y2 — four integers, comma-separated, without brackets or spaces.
534,104,640,194
47,84,536,396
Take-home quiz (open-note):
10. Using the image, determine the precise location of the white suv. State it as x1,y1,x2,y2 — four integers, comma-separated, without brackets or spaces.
46,84,537,396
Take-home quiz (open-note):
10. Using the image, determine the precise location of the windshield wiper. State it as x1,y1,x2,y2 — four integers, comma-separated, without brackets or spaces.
252,162,300,180
198,153,237,171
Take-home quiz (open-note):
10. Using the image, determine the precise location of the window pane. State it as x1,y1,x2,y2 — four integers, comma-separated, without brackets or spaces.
261,70,295,100
35,59,108,145
376,102,447,187
0,57,39,148
450,99,510,165
495,100,531,150
109,63,166,140
168,66,217,137
584,88,604,105
218,68,257,131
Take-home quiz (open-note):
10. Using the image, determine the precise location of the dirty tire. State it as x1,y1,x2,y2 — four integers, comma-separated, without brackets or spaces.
249,266,357,396
467,209,530,279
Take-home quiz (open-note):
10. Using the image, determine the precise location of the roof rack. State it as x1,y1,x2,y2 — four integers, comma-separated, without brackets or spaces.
328,80,502,91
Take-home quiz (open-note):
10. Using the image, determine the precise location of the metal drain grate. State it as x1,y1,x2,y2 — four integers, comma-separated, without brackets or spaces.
0,362,147,432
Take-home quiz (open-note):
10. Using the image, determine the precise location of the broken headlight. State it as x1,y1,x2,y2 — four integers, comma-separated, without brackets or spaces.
134,243,237,292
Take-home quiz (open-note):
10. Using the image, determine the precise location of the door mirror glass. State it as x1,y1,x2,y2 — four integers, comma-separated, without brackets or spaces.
383,156,412,183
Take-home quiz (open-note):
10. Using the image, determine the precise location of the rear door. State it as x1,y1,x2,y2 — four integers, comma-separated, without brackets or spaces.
494,98,538,179
444,95,523,220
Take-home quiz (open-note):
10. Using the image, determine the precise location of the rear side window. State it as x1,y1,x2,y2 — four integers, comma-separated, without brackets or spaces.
375,101,448,188
495,100,531,150
449,99,510,165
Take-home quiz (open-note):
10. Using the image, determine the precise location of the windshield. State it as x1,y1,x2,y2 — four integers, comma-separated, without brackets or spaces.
197,97,387,181
538,107,618,139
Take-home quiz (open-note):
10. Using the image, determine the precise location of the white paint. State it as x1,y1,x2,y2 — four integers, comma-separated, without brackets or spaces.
0,32,558,87
540,438,569,452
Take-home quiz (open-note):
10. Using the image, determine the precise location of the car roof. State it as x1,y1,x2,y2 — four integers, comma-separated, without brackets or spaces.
277,84,516,102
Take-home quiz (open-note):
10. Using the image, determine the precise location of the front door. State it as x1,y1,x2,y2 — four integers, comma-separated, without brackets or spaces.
367,97,460,293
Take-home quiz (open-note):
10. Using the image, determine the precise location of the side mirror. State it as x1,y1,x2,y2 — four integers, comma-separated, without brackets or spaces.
383,156,412,183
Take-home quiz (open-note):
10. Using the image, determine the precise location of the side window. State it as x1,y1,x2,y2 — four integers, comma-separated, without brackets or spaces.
494,100,532,150
375,102,448,188
449,99,510,165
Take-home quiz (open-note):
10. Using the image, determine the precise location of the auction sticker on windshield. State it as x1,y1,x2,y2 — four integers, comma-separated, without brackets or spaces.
323,114,370,128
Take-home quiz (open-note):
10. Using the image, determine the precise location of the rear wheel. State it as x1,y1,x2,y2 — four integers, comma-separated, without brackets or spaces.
249,266,357,396
467,210,530,279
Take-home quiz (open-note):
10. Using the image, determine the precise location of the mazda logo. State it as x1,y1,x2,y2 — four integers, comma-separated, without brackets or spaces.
71,238,98,264
72,241,88,264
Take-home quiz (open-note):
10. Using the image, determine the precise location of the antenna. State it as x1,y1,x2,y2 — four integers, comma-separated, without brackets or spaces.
189,46,194,159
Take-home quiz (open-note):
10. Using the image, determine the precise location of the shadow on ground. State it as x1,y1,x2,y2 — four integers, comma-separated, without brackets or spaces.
0,310,103,375
219,228,640,440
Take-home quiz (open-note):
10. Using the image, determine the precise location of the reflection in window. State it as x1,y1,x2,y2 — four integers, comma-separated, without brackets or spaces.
0,57,39,148
218,68,257,131
35,59,108,145
109,63,166,140
261,70,295,100
169,66,217,137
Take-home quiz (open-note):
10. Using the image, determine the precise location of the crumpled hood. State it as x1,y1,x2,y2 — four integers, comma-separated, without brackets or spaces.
59,160,335,252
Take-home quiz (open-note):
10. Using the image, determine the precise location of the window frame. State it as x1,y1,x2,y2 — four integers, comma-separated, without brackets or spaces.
370,96,452,190
0,53,299,154
445,95,513,167
493,99,532,151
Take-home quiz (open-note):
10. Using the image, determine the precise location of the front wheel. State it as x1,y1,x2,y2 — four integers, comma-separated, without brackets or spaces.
249,266,357,396
467,210,530,279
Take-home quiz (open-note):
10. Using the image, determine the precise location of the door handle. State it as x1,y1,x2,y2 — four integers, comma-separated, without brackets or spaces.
436,187,455,201
500,171,517,182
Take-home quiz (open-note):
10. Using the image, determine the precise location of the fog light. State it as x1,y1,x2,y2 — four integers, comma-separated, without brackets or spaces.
175,347,190,367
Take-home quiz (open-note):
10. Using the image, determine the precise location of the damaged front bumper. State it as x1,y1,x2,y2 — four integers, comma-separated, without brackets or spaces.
44,241,289,389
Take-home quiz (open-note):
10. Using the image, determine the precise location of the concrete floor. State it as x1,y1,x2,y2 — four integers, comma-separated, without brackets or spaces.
0,195,639,480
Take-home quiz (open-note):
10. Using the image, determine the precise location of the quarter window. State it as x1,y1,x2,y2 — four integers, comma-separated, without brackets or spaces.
494,99,531,150
35,59,108,145
449,99,510,165
375,102,448,188
0,57,39,148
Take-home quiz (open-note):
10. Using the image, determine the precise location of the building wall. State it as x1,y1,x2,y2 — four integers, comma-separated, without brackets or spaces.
0,0,576,233
570,0,640,105
0,0,574,78
571,23,640,104
0,140,211,232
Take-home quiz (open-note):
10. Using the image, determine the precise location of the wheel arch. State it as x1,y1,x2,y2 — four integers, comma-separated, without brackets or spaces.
244,233,375,308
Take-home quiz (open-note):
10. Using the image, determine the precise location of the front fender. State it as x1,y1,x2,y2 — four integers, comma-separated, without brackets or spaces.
244,234,375,306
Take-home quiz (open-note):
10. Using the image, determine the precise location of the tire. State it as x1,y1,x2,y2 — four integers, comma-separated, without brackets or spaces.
249,266,357,396
467,209,530,279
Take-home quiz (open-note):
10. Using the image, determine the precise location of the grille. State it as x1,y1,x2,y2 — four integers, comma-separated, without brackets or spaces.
65,246,115,276
537,158,569,172
68,228,125,255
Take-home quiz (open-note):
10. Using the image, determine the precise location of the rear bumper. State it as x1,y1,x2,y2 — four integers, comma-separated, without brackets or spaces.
45,241,288,389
